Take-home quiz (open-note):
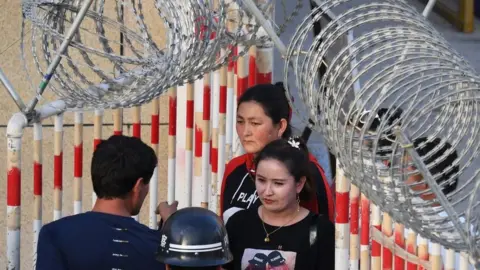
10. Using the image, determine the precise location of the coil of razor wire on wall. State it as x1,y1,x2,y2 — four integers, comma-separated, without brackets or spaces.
283,0,480,265
20,0,303,110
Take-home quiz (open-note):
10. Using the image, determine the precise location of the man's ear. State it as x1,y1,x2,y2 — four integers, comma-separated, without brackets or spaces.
132,177,145,193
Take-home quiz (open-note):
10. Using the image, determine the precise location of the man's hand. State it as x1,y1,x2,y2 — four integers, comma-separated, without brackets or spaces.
155,201,178,222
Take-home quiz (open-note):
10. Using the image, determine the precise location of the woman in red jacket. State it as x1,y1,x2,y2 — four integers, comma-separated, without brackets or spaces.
220,82,334,224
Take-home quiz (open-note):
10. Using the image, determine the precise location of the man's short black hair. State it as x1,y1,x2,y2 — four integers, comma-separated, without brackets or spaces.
91,135,157,199
413,137,459,195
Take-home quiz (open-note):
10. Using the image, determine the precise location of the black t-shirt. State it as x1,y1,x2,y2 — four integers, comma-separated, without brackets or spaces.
223,209,334,270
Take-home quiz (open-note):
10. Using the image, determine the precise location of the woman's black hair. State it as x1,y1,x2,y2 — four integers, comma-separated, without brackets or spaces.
254,137,315,201
237,82,292,138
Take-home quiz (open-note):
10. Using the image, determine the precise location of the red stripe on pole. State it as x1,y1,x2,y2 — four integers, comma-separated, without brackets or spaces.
383,246,393,269
186,100,194,129
74,144,82,178
113,131,122,136
237,77,248,101
219,86,227,114
34,162,42,196
335,192,349,223
203,85,211,120
350,195,359,234
257,72,272,84
54,153,63,190
133,123,141,138
406,243,417,270
169,96,177,136
371,225,382,256
195,125,202,157
249,55,256,87
360,199,370,245
7,167,21,206
395,231,405,270
211,147,218,173
151,114,159,144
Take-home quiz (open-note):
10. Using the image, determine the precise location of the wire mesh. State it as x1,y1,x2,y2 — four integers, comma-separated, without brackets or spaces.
283,0,480,263
20,0,303,110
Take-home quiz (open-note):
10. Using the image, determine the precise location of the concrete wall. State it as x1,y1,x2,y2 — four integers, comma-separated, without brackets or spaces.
0,1,169,269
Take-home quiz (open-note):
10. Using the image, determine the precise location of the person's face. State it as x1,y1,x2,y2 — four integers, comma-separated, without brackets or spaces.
236,101,286,154
255,159,305,213
403,155,436,201
129,178,150,215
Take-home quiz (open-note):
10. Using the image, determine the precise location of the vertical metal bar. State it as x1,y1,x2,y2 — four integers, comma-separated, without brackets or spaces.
0,68,26,112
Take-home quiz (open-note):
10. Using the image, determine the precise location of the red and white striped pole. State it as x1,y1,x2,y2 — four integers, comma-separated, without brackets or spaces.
131,106,141,221
371,204,382,270
185,83,194,207
225,47,235,162
216,49,228,214
382,214,393,269
350,185,360,270
150,98,160,228
360,194,370,270
256,46,273,84
168,87,177,204
194,78,204,207
73,111,83,215
335,164,350,270
92,109,103,207
248,46,257,87
202,74,212,209
395,223,406,269
53,113,64,221
406,229,418,270
33,122,43,266
113,108,123,136
6,113,26,270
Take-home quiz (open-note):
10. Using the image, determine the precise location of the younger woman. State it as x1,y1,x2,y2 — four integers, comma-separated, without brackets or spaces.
223,137,334,270
220,83,334,224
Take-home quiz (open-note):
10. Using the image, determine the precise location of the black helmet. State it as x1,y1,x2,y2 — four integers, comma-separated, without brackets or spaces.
156,207,233,267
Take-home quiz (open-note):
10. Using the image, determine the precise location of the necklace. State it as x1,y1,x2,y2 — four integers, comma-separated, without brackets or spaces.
260,207,299,243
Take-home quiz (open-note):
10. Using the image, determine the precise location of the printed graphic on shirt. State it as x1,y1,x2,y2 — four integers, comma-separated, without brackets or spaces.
241,248,296,270
236,191,259,206
223,171,260,223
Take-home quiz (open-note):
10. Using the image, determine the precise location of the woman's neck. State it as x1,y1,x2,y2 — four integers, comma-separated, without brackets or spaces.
260,204,302,227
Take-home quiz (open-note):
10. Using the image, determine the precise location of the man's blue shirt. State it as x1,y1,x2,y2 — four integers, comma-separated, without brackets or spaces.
36,211,166,270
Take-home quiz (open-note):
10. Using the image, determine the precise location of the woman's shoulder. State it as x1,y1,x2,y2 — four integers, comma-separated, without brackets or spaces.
225,208,259,235
223,154,250,178
226,154,249,168
226,208,257,224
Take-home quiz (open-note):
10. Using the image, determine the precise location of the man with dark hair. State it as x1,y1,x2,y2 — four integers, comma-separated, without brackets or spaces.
36,135,168,270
